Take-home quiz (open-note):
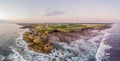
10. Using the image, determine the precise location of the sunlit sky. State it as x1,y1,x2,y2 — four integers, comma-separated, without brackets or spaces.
0,0,120,23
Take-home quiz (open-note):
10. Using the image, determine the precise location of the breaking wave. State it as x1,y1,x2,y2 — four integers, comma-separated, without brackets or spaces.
95,29,111,61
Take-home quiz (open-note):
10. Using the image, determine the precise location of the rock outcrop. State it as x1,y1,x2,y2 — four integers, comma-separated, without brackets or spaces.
23,30,54,54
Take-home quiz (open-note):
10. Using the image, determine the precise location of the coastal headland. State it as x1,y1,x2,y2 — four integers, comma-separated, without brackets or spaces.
18,23,111,54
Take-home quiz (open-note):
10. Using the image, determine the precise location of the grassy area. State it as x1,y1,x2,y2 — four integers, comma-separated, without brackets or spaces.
34,23,110,33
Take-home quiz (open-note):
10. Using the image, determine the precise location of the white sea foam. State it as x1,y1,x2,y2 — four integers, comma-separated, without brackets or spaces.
0,55,5,61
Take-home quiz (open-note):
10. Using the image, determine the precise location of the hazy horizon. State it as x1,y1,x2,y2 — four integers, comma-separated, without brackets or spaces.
0,0,120,23
1,19,120,23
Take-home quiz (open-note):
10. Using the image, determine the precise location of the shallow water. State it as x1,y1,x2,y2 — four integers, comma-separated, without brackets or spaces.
0,23,120,61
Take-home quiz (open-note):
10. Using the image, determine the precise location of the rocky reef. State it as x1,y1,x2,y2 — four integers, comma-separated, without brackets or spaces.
20,23,111,54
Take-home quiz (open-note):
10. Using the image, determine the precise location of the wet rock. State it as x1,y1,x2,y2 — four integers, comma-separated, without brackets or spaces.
28,43,43,53
23,32,34,43
52,58,56,61
49,32,81,44
44,43,54,53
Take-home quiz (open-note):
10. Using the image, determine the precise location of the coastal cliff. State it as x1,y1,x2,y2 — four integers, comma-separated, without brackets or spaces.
19,23,111,54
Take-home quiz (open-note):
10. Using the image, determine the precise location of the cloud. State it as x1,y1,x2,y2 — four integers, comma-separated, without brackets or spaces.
45,10,66,16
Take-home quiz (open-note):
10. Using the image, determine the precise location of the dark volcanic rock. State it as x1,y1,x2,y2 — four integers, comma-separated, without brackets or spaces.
49,32,81,44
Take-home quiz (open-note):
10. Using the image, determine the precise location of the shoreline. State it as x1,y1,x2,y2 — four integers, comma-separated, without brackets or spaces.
19,23,112,54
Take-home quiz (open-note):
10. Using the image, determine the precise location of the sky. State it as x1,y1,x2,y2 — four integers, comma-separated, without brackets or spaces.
0,0,120,23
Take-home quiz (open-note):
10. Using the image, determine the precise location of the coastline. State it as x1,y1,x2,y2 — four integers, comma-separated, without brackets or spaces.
19,23,112,54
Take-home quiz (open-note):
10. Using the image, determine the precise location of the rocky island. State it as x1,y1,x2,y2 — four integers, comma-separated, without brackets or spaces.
18,23,111,54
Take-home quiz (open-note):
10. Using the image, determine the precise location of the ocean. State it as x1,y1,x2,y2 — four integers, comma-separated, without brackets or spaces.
0,23,119,61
